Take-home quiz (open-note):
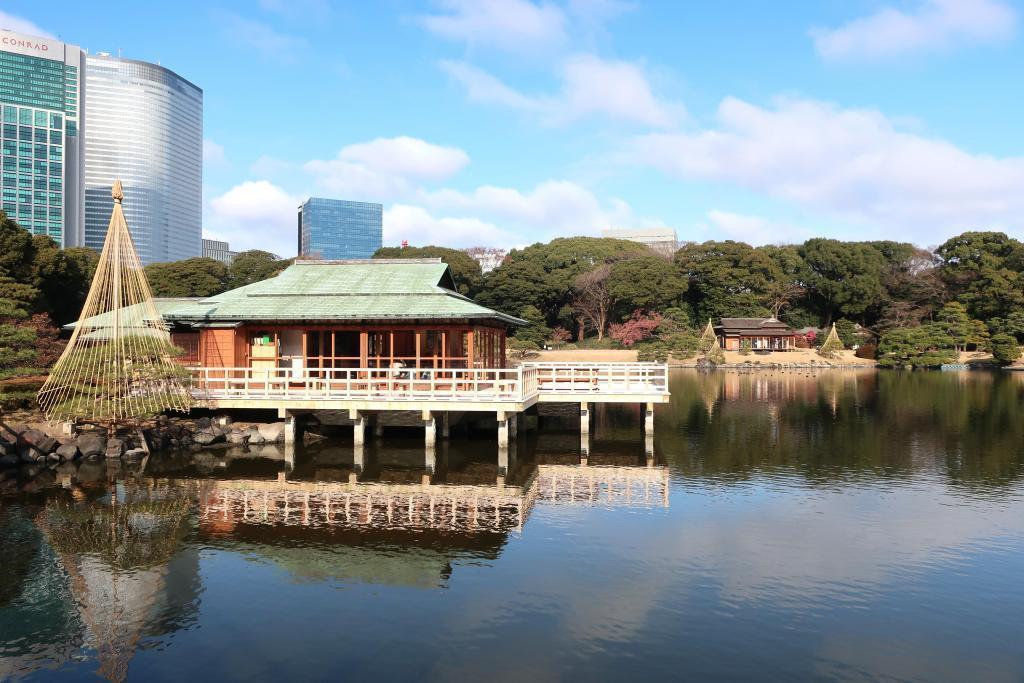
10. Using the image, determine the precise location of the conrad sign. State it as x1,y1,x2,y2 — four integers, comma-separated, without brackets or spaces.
0,31,66,59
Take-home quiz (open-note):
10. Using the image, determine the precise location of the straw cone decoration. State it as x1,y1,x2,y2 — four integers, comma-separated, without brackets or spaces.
37,181,192,422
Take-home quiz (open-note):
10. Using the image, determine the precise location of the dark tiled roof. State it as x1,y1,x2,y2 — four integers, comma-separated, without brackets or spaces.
715,318,794,335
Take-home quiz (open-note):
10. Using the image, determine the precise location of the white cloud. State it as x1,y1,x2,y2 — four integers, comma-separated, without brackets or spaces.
421,179,639,235
303,136,470,200
0,10,54,37
207,180,299,257
215,12,308,61
703,210,814,246
630,96,1024,242
442,54,681,128
203,139,226,167
337,136,469,181
420,0,567,53
811,0,1017,62
384,204,512,248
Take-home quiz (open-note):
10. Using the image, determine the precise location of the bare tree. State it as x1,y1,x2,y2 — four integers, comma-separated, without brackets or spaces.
767,282,805,319
571,265,614,341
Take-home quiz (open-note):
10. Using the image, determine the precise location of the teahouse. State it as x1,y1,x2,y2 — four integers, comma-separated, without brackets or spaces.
159,259,524,372
715,318,797,351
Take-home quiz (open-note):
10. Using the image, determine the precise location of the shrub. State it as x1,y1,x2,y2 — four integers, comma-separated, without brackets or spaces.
608,311,662,347
989,333,1021,366
739,339,752,356
855,343,877,360
877,325,956,368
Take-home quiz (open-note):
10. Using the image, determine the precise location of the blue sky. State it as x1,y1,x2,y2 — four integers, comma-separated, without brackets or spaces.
4,0,1023,256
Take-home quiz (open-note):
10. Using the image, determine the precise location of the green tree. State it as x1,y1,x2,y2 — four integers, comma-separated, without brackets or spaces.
374,245,483,296
798,239,888,325
513,305,554,347
989,333,1021,366
936,231,1024,320
606,255,688,315
877,325,957,368
0,307,38,370
834,318,860,348
228,250,290,290
675,241,782,321
987,311,1024,342
936,302,974,352
144,258,230,298
478,237,648,329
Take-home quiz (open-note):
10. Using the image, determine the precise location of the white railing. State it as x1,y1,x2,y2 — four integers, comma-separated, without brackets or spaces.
188,362,668,403
190,366,527,402
522,362,669,395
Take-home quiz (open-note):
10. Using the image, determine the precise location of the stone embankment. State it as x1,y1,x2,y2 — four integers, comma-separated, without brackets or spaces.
0,415,294,485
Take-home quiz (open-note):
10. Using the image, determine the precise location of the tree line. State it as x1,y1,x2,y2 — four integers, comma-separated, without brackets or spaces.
374,234,1024,366
4,201,1024,373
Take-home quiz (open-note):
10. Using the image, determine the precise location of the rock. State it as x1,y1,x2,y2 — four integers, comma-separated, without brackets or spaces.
195,417,212,430
226,431,249,444
46,451,62,462
303,431,326,445
105,438,125,459
257,423,285,442
0,440,13,457
123,448,146,460
245,429,265,444
0,453,18,469
77,432,106,458
19,448,38,464
55,442,79,461
20,429,58,455
193,431,224,446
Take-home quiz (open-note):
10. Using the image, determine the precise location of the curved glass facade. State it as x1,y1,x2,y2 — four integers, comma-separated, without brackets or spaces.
84,55,201,264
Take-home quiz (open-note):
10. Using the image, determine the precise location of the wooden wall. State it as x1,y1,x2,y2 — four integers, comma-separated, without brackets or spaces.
200,329,238,367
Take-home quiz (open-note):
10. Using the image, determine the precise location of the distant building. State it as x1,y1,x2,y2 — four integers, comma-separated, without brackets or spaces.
0,30,86,247
297,197,382,260
601,227,678,257
202,238,236,264
715,318,796,351
83,53,202,265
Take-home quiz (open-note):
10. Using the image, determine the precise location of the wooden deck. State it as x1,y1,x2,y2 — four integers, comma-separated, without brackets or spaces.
188,363,669,412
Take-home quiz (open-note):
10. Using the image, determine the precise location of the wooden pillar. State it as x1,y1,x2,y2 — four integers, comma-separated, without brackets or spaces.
580,429,590,457
497,410,509,450
580,402,590,435
415,330,421,369
359,332,368,368
283,411,298,445
441,412,450,439
423,410,436,449
467,328,475,368
350,409,366,446
644,401,655,435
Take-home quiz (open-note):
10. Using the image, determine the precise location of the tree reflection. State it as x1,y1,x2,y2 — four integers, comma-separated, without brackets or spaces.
661,369,1024,489
36,488,192,682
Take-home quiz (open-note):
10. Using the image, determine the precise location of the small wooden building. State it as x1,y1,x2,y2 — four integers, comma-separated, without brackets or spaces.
158,259,524,372
715,318,796,351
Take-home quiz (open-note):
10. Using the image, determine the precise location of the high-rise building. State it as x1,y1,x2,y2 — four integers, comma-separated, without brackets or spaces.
601,227,678,257
202,237,236,264
83,53,202,265
0,30,85,247
297,197,382,260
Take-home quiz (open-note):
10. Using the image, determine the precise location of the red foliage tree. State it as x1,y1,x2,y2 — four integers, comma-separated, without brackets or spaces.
608,311,663,347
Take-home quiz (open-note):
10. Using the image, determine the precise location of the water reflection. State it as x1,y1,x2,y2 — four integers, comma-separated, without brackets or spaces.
2,370,1023,681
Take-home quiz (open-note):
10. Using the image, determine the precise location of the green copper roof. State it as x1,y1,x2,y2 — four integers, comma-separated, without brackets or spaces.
166,259,524,325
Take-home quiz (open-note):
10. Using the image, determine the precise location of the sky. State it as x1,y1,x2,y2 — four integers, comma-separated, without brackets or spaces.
4,0,1024,257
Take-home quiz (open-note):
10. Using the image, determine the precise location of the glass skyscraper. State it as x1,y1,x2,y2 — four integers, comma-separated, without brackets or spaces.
0,30,85,247
83,54,202,265
297,197,383,260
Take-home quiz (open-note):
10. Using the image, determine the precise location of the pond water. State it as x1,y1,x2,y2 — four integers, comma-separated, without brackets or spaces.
3,369,1024,682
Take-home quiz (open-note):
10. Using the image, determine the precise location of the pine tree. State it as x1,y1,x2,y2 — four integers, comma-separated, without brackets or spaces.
819,323,845,359
37,181,192,424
